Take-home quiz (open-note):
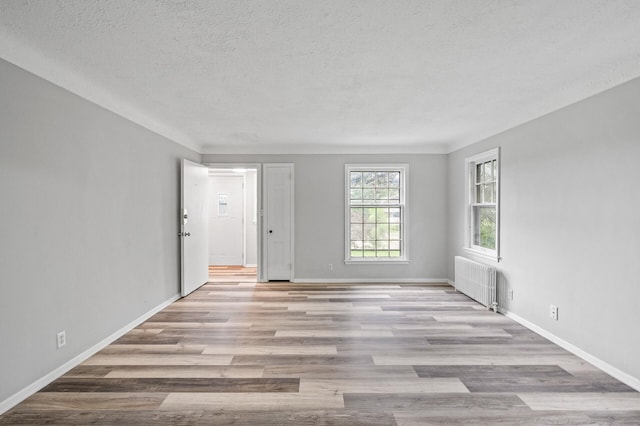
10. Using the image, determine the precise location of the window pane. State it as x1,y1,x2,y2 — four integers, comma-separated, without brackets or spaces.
389,240,400,250
364,240,376,250
350,224,363,241
363,250,376,257
351,240,362,250
375,188,389,202
351,250,363,257
363,172,376,187
364,224,376,241
473,206,496,250
476,164,483,183
376,250,390,257
350,188,362,202
389,208,401,223
388,188,400,201
388,172,400,187
376,172,388,187
483,184,492,204
350,172,362,188
377,224,389,240
377,240,389,250
476,184,483,203
483,161,492,183
350,207,363,223
362,188,375,201
363,208,376,223
376,207,389,222
390,224,400,240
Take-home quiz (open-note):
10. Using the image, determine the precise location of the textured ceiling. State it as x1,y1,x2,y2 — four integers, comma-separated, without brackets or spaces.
1,1,640,154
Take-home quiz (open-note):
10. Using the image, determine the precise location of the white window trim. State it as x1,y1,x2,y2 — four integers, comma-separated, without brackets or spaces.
464,148,501,262
344,164,409,264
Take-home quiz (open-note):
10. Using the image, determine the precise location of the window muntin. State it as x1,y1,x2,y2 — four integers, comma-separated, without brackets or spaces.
346,165,407,262
466,149,500,259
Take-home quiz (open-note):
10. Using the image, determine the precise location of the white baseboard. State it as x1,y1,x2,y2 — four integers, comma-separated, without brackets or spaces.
244,263,257,267
0,294,180,415
499,308,640,392
291,278,448,284
446,279,455,286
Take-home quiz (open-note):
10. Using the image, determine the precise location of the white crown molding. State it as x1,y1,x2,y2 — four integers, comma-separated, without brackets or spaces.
200,143,451,155
0,35,202,154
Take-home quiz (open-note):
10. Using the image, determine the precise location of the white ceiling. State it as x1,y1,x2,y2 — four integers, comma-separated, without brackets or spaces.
2,1,640,154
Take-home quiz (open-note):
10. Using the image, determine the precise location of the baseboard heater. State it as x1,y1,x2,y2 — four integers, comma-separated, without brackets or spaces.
454,256,497,312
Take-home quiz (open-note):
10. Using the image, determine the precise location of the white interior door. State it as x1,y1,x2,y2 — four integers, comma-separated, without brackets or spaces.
264,164,293,281
209,175,244,265
181,159,210,296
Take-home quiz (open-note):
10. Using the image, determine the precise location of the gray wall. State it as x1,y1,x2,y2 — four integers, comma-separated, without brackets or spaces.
448,76,640,382
0,59,199,404
4,48,639,407
202,154,449,281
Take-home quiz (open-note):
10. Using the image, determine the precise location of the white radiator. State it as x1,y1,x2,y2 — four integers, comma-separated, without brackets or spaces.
454,256,497,312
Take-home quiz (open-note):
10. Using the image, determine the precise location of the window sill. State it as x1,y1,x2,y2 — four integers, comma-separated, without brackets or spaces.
345,258,409,265
463,247,500,263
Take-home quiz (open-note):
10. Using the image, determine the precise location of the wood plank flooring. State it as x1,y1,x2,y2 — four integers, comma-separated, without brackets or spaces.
2,271,639,425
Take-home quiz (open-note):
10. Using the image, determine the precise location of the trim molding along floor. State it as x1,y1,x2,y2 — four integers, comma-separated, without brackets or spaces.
293,278,448,284
499,308,640,392
0,295,180,415
447,278,640,392
1,277,639,424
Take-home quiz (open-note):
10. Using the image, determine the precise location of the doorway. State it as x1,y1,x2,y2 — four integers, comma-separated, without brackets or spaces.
207,166,259,281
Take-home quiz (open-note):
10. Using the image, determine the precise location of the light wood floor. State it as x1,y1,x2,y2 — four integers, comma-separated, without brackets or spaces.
2,272,639,425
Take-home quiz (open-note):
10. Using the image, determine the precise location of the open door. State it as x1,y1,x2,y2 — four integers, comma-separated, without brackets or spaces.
180,159,210,296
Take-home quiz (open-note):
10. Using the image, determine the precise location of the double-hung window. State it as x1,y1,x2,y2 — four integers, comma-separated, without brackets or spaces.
345,164,408,263
466,148,500,260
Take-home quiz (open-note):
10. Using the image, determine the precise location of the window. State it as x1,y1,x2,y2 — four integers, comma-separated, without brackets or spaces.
466,148,500,260
345,164,408,263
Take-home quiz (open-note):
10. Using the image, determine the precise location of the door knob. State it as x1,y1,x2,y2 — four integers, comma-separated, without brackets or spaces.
269,230,273,233
186,232,191,236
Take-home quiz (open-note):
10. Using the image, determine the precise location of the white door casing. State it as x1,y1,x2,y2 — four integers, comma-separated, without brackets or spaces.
209,175,244,265
264,164,294,281
180,159,210,297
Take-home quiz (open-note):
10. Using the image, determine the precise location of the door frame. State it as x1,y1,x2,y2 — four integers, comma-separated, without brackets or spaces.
263,163,295,282
204,163,265,282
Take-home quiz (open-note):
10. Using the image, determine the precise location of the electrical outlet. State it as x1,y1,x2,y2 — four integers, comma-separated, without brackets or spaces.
507,289,513,300
550,305,558,321
56,330,66,349
328,263,333,271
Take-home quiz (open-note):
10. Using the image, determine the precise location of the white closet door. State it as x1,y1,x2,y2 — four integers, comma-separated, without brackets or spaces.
264,164,294,281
